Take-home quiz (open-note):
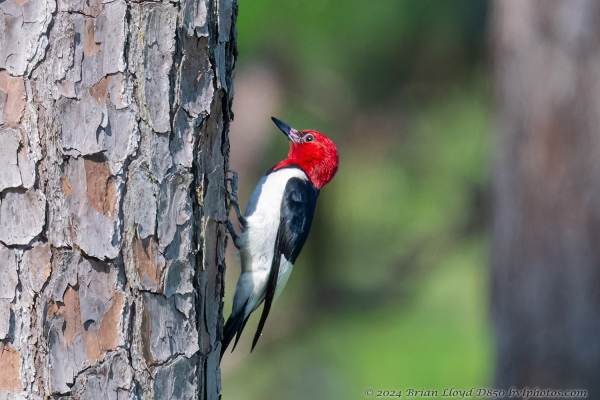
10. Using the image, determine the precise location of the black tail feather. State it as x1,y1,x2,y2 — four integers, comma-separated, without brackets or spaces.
232,316,250,352
221,313,243,359
220,301,250,360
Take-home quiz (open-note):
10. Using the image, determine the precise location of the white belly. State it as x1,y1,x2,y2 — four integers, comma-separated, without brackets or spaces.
240,168,307,273
234,168,307,314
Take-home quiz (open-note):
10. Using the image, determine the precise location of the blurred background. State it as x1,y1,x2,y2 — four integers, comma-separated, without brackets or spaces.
222,1,599,398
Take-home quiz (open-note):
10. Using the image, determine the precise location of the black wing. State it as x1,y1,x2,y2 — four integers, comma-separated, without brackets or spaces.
251,177,319,350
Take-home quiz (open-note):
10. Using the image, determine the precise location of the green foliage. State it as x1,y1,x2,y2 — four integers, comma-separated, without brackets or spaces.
223,239,492,400
309,86,490,294
237,0,488,104
224,1,493,398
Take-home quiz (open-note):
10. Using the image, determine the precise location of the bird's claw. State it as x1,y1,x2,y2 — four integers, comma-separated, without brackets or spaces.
222,184,239,208
227,221,243,249
223,170,247,231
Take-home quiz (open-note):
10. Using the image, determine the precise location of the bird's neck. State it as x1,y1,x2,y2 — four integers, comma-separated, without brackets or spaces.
274,154,337,189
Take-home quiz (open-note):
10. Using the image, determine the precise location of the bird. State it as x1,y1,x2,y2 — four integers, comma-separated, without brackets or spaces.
221,117,339,358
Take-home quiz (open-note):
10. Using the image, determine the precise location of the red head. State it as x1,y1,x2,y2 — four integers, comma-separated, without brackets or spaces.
271,117,339,189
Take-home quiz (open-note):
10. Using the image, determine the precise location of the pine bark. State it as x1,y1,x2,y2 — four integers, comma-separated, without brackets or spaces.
492,0,600,396
0,0,236,398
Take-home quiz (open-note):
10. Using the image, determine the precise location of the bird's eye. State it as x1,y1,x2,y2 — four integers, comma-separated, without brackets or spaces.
305,134,315,143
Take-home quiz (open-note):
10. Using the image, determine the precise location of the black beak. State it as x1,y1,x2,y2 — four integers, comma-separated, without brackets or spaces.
271,117,302,143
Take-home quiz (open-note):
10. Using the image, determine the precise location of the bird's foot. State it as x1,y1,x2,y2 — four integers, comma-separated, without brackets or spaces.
223,170,247,231
227,221,243,249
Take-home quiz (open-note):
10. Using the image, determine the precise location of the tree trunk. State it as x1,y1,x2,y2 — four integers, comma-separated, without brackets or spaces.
492,0,600,396
0,0,236,397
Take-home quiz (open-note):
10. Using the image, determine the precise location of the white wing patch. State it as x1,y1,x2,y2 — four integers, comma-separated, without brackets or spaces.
240,256,293,316
274,256,293,301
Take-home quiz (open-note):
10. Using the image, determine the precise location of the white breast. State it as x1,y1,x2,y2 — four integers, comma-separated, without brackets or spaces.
232,167,308,316
239,167,308,274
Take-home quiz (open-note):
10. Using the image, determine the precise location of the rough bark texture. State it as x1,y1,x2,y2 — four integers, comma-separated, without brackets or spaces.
492,0,600,397
0,0,236,397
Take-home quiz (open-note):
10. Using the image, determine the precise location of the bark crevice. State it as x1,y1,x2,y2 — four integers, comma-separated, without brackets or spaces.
0,0,235,398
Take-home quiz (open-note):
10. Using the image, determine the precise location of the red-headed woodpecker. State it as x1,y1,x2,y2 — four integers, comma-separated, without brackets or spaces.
221,117,339,358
